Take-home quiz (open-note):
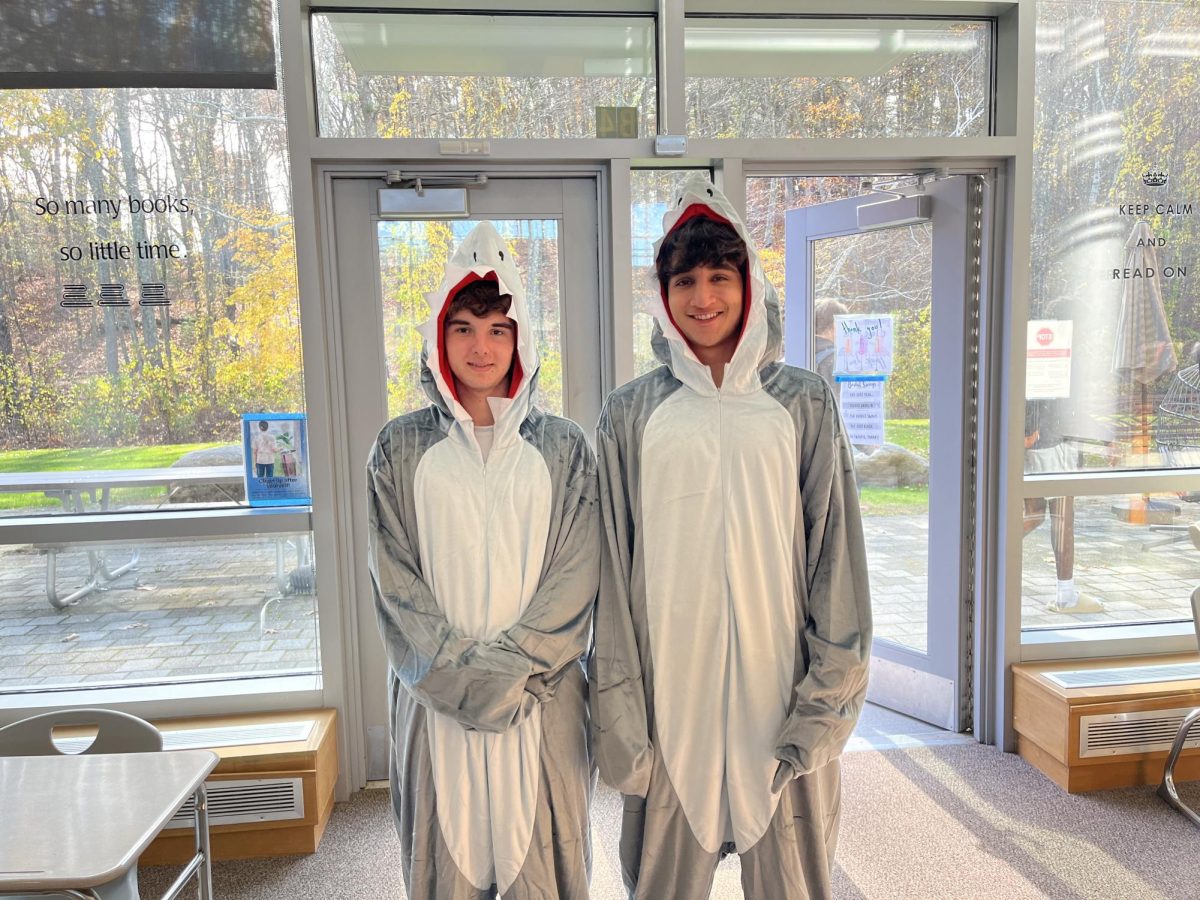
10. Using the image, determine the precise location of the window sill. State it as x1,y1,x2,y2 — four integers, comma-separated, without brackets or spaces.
1021,620,1196,661
0,506,312,544
0,672,323,720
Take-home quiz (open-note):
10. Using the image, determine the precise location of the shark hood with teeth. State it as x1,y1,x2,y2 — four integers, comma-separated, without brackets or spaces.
648,175,784,395
417,220,540,447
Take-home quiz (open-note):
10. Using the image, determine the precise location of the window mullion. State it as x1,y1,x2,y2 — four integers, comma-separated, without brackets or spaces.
658,0,686,135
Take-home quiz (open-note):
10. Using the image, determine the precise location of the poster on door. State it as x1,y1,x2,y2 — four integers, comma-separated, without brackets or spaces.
1025,320,1073,399
837,375,887,445
833,314,894,375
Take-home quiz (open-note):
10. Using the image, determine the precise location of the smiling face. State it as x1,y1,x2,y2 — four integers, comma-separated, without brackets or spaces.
665,262,745,364
443,308,516,401
655,211,749,374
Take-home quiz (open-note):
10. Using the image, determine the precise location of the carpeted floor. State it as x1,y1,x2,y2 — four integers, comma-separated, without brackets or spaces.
139,742,1200,899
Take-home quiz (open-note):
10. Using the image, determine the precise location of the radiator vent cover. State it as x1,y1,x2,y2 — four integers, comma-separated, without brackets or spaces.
165,777,305,829
1080,707,1200,757
1048,663,1200,689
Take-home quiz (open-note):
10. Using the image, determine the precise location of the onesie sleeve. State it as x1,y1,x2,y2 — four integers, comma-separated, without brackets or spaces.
774,383,872,781
589,398,654,797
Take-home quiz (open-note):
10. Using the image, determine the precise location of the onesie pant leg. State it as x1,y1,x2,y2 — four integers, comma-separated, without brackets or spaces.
738,760,841,900
389,674,494,900
505,667,594,900
619,745,721,900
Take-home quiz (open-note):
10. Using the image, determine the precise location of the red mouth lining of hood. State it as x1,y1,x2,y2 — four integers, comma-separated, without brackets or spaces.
437,270,524,405
659,202,751,351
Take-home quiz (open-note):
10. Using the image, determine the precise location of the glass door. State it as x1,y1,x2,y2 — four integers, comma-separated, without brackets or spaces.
327,175,602,783
785,175,981,731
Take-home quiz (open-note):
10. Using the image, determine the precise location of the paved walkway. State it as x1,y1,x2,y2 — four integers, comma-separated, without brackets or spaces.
1020,494,1198,627
868,495,1200,653
0,495,1196,690
0,537,318,690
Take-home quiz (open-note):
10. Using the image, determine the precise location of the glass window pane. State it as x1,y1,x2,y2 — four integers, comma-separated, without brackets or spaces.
744,174,924,352
313,12,657,139
686,17,991,138
629,170,709,380
0,533,319,692
0,3,276,90
814,227,932,652
747,176,932,651
0,86,303,518
1021,492,1195,629
1032,1,1200,474
378,219,563,420
746,175,900,324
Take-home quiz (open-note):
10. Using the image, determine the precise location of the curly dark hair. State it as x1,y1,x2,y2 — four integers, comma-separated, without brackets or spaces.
446,279,512,319
655,214,748,291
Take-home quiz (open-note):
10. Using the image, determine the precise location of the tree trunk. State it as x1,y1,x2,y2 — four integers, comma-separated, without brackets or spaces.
81,91,120,376
115,90,161,363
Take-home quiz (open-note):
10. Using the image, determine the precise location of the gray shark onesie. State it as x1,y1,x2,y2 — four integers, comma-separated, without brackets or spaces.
368,222,599,899
590,179,872,900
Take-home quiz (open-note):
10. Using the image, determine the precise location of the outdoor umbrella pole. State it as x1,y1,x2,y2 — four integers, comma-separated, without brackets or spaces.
1113,220,1178,522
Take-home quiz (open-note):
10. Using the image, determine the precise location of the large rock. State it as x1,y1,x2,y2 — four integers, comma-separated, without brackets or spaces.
853,442,929,488
168,444,245,503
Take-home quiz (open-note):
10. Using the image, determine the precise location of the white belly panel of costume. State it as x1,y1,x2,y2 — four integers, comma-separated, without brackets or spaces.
641,388,797,853
415,435,553,891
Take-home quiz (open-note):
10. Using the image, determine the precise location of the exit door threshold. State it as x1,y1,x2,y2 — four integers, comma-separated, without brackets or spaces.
844,731,976,753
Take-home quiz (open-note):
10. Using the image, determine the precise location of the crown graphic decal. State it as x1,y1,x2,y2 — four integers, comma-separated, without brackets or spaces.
1143,170,1169,187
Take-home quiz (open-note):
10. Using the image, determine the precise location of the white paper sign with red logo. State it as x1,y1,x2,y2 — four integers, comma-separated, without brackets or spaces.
1026,319,1073,399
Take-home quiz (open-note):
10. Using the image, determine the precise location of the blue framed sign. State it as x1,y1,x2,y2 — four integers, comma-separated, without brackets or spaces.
241,413,311,507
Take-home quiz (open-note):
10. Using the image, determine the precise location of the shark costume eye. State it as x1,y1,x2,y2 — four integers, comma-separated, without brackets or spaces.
706,188,713,197
499,250,505,261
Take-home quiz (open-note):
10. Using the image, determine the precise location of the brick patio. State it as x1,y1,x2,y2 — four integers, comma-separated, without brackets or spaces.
866,495,1200,653
0,536,318,690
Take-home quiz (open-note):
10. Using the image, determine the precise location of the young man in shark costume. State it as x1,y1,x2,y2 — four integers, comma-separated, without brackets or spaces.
591,178,872,900
367,222,599,899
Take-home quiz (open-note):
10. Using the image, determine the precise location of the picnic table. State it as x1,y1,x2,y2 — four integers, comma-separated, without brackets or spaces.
0,466,244,608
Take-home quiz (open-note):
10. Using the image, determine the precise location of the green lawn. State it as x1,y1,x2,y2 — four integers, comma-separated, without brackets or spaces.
862,419,930,515
859,485,929,516
2,426,935,516
0,442,226,511
884,419,930,456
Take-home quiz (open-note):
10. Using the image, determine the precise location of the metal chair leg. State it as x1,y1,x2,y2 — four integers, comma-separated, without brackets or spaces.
260,536,316,637
196,782,214,900
1158,707,1200,827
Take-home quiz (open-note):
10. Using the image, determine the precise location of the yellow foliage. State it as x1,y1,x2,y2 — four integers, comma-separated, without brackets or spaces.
210,209,304,415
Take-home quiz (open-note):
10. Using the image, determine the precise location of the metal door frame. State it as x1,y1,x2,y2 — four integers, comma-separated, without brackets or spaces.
316,167,605,789
785,175,983,731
